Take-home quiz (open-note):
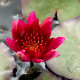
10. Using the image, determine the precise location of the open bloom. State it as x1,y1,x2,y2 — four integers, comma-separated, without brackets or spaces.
6,11,65,63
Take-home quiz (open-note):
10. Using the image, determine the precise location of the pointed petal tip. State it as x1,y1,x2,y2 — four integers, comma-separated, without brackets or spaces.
27,11,37,25
12,20,17,24
54,51,60,57
47,17,52,21
6,38,12,43
18,19,24,24
54,37,65,49
12,20,18,29
12,20,17,28
31,11,35,14
18,19,21,22
29,11,36,18
58,37,66,43
40,17,52,26
45,17,52,20
6,38,10,43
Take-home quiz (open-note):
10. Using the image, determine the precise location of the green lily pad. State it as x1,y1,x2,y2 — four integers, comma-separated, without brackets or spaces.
46,17,80,80
0,42,16,80
35,70,61,80
22,0,80,22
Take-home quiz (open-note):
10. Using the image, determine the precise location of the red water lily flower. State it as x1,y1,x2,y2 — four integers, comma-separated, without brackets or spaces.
6,11,65,63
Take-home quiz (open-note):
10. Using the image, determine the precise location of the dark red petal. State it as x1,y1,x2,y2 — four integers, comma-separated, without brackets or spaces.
31,18,40,33
6,38,19,52
32,52,42,58
17,19,26,35
12,21,18,40
25,23,30,34
17,51,31,62
46,37,65,52
32,58,44,63
40,17,52,40
27,11,37,25
43,50,59,61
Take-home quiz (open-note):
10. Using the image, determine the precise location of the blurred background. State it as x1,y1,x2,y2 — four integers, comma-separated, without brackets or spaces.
0,0,22,43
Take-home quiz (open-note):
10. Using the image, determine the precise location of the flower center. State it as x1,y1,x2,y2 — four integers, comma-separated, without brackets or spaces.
17,31,46,53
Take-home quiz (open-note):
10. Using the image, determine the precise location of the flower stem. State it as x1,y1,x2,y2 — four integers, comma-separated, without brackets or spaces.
30,62,34,68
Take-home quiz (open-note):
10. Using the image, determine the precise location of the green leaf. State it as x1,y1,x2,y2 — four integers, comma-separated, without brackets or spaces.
35,70,61,80
22,0,80,22
46,17,80,80
0,42,16,80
